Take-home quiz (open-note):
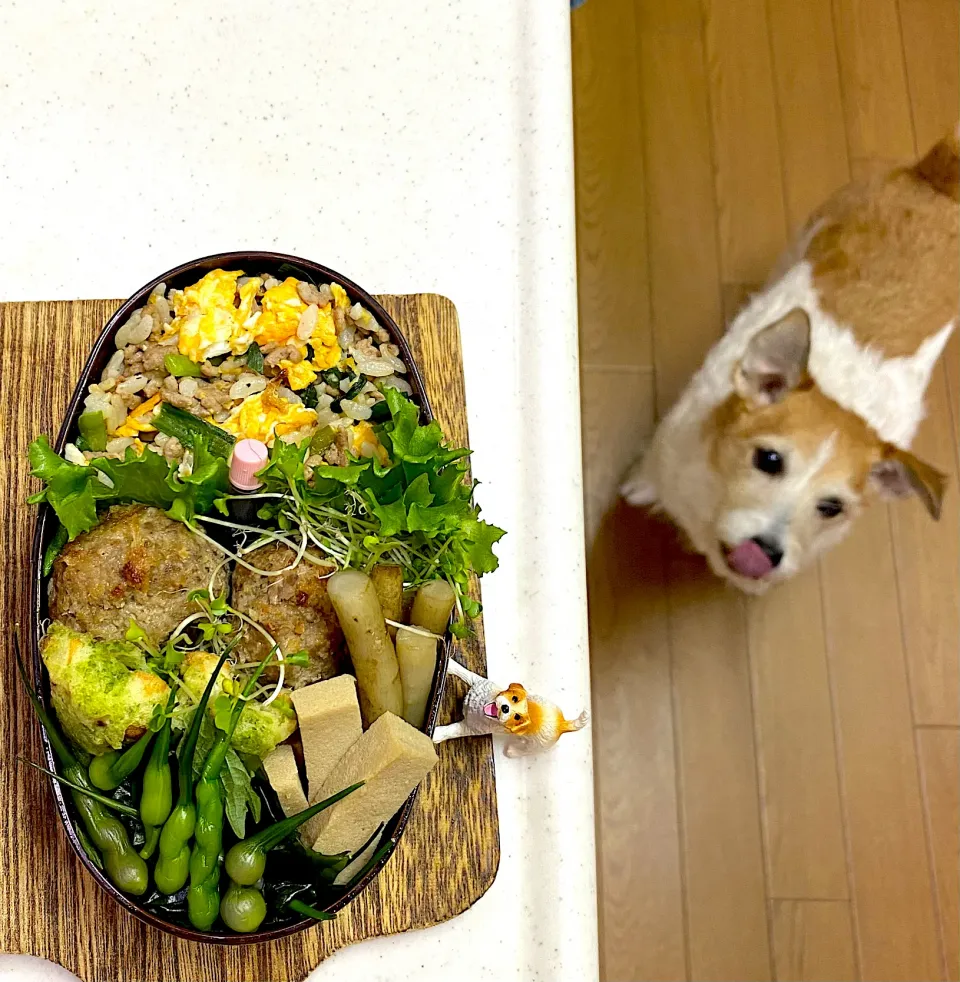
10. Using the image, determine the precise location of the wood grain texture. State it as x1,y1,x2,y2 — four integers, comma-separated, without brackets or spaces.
771,900,857,982
571,0,651,370
0,294,499,981
819,510,943,981
703,0,787,283
747,569,848,901
588,504,686,982
917,728,960,982
832,0,916,163
635,2,724,416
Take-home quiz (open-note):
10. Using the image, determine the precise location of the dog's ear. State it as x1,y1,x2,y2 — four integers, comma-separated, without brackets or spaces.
734,307,811,406
870,447,947,520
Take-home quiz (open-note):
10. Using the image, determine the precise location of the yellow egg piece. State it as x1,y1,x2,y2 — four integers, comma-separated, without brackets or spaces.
309,304,341,370
349,421,390,466
254,277,306,346
280,359,318,391
330,283,350,311
221,385,317,447
171,270,245,363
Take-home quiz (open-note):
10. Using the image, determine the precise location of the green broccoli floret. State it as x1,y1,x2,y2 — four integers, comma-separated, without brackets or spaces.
178,651,296,759
41,622,171,755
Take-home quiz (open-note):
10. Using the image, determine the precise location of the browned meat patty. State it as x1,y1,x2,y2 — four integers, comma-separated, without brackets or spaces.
231,543,345,686
49,504,226,643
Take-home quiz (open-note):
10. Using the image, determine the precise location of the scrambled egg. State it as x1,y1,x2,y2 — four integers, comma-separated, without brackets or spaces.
221,384,318,447
280,359,318,391
165,270,342,371
348,421,390,466
169,270,260,363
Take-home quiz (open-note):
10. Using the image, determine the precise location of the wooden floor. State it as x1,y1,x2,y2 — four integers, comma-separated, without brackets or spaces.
572,2,959,980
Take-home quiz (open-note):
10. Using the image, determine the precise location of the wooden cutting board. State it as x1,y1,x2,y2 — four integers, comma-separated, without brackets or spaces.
0,295,499,981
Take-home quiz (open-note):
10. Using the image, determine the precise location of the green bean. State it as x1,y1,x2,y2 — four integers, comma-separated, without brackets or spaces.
139,690,176,859
225,782,363,886
220,879,267,933
186,648,276,930
153,402,235,457
15,636,147,895
153,649,229,895
89,724,155,791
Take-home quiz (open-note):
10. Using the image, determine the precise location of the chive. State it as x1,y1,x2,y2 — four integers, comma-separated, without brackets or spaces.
301,385,319,409
42,524,68,576
164,353,204,378
246,342,264,373
344,376,366,401
77,411,108,451
288,899,334,921
18,758,141,816
305,343,316,363
321,369,344,386
153,403,235,458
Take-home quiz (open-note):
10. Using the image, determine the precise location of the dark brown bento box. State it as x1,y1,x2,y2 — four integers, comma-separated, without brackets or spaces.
28,251,452,944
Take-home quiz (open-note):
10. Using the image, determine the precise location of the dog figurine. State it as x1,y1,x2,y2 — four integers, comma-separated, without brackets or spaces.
433,658,588,758
621,131,958,593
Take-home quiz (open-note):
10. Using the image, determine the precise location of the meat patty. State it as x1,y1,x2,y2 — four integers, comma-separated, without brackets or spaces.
49,504,226,643
231,543,345,686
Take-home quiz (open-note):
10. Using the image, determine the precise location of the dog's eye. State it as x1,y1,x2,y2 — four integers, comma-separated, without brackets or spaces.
817,497,844,519
514,714,521,721
753,447,784,475
512,696,518,703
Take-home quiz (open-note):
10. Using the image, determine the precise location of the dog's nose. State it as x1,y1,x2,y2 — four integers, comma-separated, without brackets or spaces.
750,535,783,568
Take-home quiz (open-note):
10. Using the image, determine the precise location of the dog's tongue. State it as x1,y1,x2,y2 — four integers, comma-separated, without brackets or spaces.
726,540,774,579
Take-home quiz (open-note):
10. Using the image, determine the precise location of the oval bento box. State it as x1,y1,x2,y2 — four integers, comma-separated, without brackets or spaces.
28,252,452,943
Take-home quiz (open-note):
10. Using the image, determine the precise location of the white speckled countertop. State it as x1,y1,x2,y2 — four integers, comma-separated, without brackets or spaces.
0,2,597,979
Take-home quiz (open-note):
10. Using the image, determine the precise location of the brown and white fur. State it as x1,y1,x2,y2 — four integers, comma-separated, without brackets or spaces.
433,658,588,758
621,133,958,593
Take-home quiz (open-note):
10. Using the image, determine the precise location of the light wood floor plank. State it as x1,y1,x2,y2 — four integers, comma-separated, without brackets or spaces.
899,0,960,149
580,366,655,544
917,728,960,982
703,0,787,284
746,571,849,901
820,509,943,980
767,0,850,231
572,0,652,371
772,900,858,982
832,0,916,161
588,504,687,982
889,367,959,726
667,551,772,982
635,11,724,415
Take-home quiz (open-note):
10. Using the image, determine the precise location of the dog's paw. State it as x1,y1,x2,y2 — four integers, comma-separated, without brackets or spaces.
620,460,657,506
